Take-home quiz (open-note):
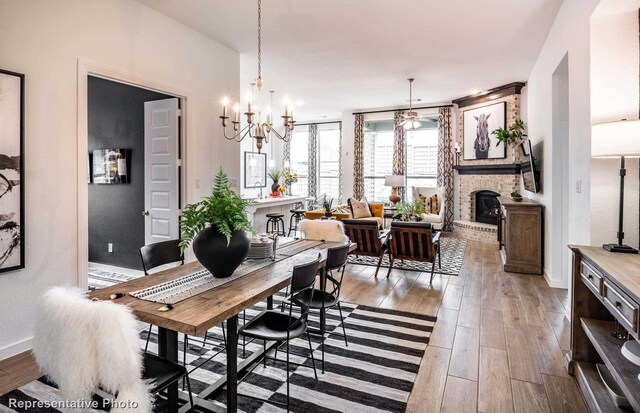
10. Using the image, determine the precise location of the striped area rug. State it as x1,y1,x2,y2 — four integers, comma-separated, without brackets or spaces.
0,293,436,413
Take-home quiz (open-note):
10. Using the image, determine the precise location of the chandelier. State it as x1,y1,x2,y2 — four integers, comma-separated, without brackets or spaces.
401,78,421,130
219,0,294,153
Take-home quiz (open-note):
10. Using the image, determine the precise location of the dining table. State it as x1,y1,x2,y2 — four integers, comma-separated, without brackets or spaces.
89,238,355,413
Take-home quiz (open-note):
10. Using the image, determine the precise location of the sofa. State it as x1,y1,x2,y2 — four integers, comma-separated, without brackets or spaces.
305,202,384,227
412,187,445,231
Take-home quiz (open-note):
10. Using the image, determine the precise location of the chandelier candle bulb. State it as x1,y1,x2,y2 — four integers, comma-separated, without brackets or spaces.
234,103,240,122
222,97,228,117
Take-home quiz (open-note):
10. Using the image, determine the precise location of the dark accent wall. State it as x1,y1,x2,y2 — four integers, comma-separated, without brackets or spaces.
88,76,172,270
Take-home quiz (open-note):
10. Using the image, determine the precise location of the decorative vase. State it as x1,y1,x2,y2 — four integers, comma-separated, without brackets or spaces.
511,196,523,202
287,185,292,196
193,227,250,278
271,180,279,193
325,211,332,218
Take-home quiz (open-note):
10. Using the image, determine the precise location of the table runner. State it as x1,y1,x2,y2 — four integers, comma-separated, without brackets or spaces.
130,239,325,305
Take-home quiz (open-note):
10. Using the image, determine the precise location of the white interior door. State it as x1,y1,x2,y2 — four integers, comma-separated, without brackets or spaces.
144,98,179,245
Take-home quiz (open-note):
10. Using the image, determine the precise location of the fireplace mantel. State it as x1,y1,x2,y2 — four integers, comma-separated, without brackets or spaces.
453,164,521,175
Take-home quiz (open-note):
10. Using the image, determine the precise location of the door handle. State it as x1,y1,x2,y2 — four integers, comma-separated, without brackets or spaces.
142,211,150,216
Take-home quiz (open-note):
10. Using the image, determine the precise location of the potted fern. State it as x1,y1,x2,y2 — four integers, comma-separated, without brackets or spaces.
180,168,255,278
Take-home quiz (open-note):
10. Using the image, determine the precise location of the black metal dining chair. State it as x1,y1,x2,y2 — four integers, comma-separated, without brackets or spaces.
237,255,321,412
286,243,350,373
139,240,227,360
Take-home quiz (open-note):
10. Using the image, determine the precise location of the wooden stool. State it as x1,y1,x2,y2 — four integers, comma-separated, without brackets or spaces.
288,209,306,237
266,213,286,236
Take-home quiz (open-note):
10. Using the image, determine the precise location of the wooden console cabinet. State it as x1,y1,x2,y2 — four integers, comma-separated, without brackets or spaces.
568,246,640,413
497,197,543,274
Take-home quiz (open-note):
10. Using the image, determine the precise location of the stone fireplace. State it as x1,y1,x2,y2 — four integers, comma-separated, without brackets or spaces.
453,165,520,243
450,82,524,243
475,190,500,225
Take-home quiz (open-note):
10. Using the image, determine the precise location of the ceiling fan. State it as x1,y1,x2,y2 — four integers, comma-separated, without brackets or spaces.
401,78,421,130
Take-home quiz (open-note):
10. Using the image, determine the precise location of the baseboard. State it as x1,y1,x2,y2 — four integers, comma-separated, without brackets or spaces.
542,269,565,288
0,337,33,362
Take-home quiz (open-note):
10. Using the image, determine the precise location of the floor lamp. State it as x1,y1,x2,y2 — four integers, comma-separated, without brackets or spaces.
592,119,640,254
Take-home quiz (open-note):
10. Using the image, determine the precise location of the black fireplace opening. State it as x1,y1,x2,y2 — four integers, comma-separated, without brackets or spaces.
475,190,500,225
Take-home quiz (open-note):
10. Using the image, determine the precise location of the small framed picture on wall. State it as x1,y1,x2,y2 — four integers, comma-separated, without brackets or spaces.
0,69,25,273
244,152,267,188
463,101,507,160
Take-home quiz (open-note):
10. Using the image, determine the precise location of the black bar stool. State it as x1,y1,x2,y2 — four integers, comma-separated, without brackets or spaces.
288,209,306,237
266,212,285,236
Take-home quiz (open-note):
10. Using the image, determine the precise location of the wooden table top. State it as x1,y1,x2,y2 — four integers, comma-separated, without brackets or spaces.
570,245,640,302
89,241,355,336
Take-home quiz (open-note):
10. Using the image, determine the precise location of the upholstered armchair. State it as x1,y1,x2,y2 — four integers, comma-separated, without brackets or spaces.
412,187,445,230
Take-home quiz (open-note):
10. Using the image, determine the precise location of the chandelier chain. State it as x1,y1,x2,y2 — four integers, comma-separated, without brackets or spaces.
257,0,262,81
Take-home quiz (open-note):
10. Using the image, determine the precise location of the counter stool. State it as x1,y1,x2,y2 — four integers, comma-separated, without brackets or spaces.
266,213,286,236
288,209,306,237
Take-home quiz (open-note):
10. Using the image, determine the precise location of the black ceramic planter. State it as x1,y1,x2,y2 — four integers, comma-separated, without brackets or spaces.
192,227,250,278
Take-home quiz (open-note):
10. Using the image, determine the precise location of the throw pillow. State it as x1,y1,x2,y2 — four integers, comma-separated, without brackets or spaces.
348,197,373,219
429,194,439,214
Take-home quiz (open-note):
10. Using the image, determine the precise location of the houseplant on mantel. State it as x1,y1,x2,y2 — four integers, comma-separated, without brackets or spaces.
492,119,528,163
179,168,255,278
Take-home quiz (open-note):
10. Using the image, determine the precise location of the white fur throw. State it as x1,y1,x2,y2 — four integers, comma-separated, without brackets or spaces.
33,287,152,412
299,219,349,243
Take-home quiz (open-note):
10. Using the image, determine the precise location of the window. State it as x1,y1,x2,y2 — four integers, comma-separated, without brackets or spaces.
289,129,309,196
406,128,438,199
363,121,394,201
318,127,341,202
363,118,439,202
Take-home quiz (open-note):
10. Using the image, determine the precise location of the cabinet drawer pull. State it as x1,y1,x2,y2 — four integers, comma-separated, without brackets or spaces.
615,301,622,308
587,274,593,280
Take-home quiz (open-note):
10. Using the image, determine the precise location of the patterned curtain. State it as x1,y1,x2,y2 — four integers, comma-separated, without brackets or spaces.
437,107,454,231
338,122,343,202
308,124,318,198
393,111,406,200
283,141,291,168
353,114,365,199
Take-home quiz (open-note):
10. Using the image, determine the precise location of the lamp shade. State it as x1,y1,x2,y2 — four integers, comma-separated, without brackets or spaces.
384,175,405,187
592,120,640,158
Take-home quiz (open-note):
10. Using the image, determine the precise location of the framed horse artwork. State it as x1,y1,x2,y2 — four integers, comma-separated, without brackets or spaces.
462,101,506,160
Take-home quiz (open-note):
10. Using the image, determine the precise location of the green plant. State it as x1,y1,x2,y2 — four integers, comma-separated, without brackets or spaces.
267,168,283,182
179,168,255,252
322,197,334,213
511,191,522,198
492,119,528,147
393,198,426,222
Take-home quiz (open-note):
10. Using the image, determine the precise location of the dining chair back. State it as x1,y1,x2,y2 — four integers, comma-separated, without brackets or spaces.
139,239,184,275
325,243,350,273
289,255,322,321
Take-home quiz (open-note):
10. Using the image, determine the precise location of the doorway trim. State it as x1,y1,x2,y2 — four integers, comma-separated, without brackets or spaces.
76,59,191,290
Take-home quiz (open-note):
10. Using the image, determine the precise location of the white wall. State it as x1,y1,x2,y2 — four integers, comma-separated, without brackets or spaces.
590,8,640,249
527,0,601,288
0,0,239,358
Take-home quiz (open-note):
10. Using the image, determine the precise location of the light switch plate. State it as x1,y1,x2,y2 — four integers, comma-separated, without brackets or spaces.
575,179,582,193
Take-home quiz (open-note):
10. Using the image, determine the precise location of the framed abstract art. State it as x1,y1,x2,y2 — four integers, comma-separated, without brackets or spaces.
0,69,25,273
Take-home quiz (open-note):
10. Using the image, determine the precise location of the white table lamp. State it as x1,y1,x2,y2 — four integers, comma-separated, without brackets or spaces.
384,175,405,205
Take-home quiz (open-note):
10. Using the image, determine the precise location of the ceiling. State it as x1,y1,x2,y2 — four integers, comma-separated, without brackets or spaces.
137,0,564,121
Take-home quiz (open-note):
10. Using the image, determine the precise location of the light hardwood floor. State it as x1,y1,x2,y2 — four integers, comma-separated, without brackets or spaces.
0,240,586,412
